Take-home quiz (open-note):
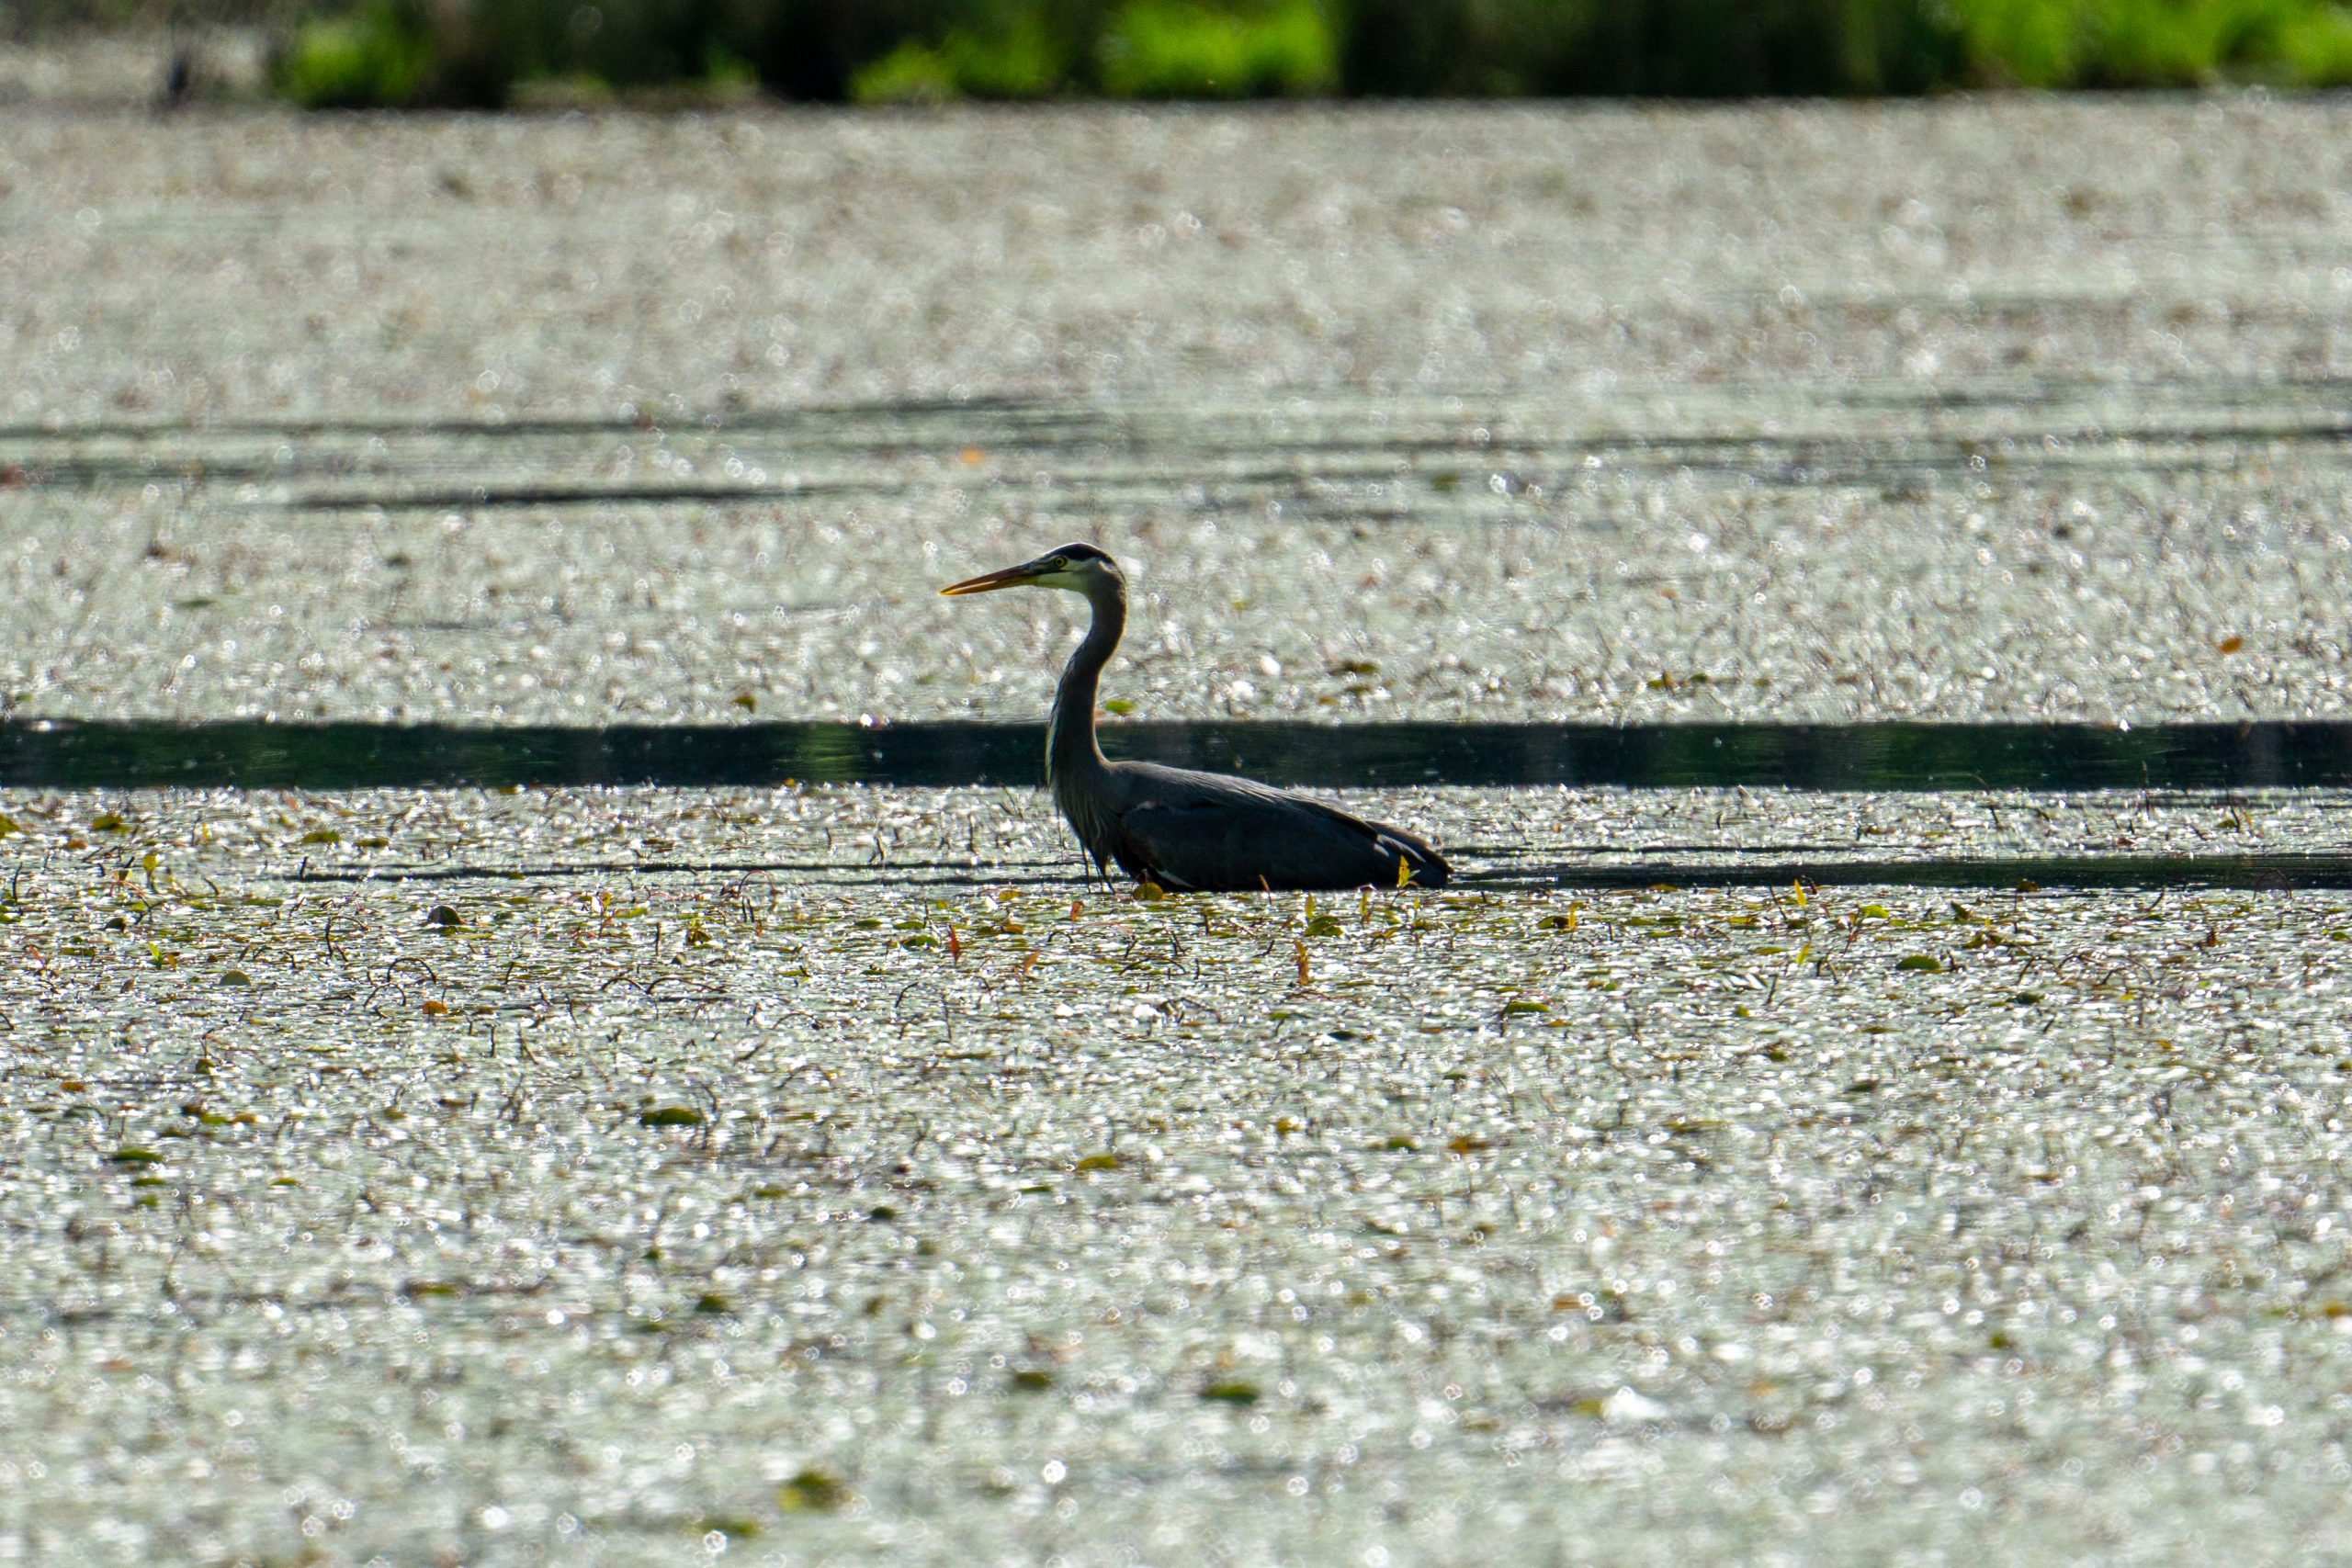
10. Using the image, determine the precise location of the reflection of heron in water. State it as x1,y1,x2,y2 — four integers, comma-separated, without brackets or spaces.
941,544,1450,893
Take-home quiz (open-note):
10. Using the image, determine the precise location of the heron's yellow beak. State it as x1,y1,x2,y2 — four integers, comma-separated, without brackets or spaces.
939,563,1042,596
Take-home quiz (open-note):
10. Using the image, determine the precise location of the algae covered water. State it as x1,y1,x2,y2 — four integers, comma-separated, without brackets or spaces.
7,92,2352,1563
4,784,2352,1562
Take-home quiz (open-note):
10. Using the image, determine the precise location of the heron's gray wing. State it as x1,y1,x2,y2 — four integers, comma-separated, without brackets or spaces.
1114,774,1448,893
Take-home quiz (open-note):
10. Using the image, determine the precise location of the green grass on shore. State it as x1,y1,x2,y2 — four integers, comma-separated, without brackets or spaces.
255,0,2352,108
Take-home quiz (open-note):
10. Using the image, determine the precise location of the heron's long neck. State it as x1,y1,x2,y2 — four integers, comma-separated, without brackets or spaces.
1048,578,1125,789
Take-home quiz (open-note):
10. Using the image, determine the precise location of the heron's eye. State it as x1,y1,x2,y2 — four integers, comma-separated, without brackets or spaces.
1047,557,1069,570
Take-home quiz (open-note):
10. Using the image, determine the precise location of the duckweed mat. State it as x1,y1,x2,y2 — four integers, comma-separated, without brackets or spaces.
4,784,2352,1562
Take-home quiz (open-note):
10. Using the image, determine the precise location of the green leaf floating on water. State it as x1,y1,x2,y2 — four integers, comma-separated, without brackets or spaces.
639,1106,706,1128
1896,954,1943,973
778,1469,847,1512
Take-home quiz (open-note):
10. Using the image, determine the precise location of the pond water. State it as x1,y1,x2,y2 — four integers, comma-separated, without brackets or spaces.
4,784,2352,1564
16,715,2352,793
8,378,2352,739
7,96,2352,1563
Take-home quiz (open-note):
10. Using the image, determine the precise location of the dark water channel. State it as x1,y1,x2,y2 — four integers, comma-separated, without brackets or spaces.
8,716,2352,792
10,717,2352,891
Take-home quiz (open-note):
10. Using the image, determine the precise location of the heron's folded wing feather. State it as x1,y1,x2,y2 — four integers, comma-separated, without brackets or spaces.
1118,790,1441,893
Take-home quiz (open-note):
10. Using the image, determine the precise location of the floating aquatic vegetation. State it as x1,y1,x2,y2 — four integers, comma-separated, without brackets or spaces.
0,782,2348,1559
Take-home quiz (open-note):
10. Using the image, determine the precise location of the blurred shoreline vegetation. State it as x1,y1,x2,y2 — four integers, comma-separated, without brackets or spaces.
48,0,2352,107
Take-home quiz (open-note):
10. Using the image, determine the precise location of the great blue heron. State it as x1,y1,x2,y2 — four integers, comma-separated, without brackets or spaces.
940,544,1451,892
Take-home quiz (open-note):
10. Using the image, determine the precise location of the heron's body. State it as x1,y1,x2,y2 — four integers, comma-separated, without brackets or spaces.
943,544,1450,892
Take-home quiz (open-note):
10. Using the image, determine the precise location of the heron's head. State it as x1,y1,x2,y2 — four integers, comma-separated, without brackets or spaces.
939,543,1123,598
